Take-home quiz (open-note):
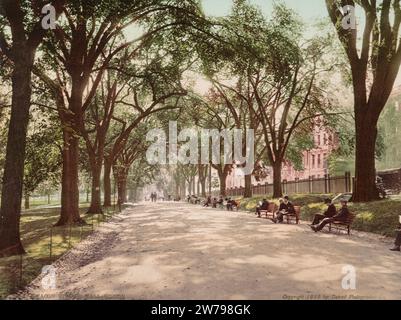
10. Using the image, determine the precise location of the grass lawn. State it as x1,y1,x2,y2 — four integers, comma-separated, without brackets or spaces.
237,194,401,237
0,203,119,299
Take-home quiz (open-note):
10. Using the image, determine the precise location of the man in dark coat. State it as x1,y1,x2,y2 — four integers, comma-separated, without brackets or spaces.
256,199,270,218
311,200,350,232
273,196,295,223
311,198,337,225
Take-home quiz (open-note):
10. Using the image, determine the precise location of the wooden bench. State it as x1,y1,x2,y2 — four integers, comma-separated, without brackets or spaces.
283,206,301,224
259,203,278,220
231,200,240,211
327,213,356,235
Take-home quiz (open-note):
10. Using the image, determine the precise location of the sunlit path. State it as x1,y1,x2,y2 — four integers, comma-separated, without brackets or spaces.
15,203,401,300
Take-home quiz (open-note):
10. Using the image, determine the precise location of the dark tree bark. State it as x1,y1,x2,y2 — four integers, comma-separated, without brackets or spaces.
86,164,103,214
326,0,401,202
272,162,283,199
103,158,113,207
0,0,64,258
353,112,380,201
55,131,84,226
0,52,34,256
218,171,228,197
244,174,253,198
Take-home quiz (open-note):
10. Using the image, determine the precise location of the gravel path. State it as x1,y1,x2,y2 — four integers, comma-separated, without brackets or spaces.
11,203,401,300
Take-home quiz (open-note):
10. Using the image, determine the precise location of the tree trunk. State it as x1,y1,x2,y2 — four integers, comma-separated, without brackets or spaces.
87,164,103,214
208,165,212,195
353,114,379,202
117,177,128,205
218,172,228,197
47,193,51,205
244,174,253,198
272,162,283,199
0,53,34,257
24,194,30,210
103,158,112,207
56,131,84,226
200,178,206,197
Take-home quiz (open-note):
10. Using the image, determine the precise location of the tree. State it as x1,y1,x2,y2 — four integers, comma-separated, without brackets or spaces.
38,0,204,225
326,0,401,201
23,110,62,209
113,126,149,205
0,0,64,256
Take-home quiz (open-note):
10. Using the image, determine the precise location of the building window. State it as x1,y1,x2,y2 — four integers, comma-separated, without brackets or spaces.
323,134,327,145
318,154,321,167
312,155,315,168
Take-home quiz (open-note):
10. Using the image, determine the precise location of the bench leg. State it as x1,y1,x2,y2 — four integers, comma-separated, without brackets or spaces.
329,223,332,232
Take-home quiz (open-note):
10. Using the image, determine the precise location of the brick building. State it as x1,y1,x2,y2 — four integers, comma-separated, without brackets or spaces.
226,125,338,189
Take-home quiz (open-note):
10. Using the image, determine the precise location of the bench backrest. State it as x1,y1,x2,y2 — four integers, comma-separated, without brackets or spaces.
267,203,278,212
294,206,301,216
344,212,356,224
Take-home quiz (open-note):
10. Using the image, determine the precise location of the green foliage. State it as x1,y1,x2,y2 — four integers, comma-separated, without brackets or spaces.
377,94,401,170
302,198,401,237
24,109,62,196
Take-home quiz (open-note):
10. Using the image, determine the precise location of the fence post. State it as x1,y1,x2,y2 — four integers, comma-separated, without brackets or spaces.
19,254,23,288
49,227,53,260
345,171,351,193
309,176,313,194
328,174,331,193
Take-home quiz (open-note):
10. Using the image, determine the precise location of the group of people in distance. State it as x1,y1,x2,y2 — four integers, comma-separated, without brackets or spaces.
203,195,239,211
150,192,157,202
187,195,201,204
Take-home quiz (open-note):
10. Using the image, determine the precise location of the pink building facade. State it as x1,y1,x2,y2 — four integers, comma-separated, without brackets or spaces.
226,126,338,189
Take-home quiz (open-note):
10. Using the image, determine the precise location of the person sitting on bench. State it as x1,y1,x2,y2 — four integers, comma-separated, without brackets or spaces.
231,199,239,210
203,196,212,207
217,196,224,206
390,223,401,252
256,199,270,218
226,198,234,211
273,196,295,223
310,199,350,232
310,198,336,226
212,197,218,208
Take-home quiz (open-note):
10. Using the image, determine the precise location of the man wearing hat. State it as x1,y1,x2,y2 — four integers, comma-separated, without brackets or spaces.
310,198,337,226
256,198,270,218
310,199,350,232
